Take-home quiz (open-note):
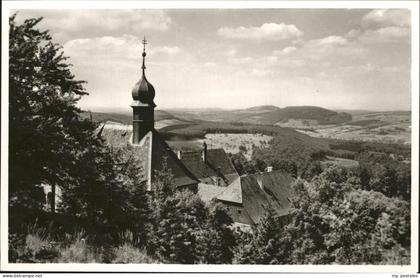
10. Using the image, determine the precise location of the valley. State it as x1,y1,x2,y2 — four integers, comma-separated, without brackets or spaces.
290,111,411,145
87,105,411,172
85,105,411,147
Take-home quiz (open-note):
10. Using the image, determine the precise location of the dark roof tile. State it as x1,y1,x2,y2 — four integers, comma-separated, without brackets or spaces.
100,122,199,189
180,148,239,186
240,170,294,224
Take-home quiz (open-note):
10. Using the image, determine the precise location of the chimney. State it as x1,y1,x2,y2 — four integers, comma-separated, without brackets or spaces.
202,142,207,163
177,150,182,160
265,166,273,173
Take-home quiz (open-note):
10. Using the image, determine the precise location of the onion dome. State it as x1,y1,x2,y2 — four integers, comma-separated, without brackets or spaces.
132,37,156,107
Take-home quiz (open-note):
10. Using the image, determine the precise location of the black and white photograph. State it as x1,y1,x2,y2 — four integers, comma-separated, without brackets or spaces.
1,0,419,274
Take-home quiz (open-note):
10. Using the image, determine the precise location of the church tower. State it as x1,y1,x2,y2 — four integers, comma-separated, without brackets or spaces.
131,37,156,144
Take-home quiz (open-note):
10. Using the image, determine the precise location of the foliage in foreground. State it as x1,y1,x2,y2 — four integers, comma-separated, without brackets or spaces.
10,230,157,264
234,166,410,265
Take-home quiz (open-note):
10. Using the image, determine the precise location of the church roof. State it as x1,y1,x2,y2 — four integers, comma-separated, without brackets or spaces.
148,131,199,188
99,123,199,189
99,124,294,226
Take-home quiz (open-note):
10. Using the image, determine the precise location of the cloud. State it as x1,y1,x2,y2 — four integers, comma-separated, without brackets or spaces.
204,62,217,68
273,46,297,56
16,10,172,42
64,35,139,60
228,57,255,65
317,35,348,45
228,55,279,67
150,46,181,56
223,49,237,57
299,35,364,61
217,22,303,41
339,9,411,47
249,69,271,76
342,9,411,46
237,69,272,77
362,9,410,27
64,35,182,66
360,26,410,43
63,10,171,32
342,64,404,74
347,26,410,44
279,59,306,68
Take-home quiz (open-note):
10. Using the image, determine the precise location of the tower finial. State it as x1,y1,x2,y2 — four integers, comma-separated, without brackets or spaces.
142,36,147,52
141,36,148,73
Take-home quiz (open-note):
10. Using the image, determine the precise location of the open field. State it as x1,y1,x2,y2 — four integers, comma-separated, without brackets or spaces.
155,119,191,129
321,156,359,169
291,111,411,145
92,109,411,166
200,133,272,160
87,107,410,146
166,133,272,159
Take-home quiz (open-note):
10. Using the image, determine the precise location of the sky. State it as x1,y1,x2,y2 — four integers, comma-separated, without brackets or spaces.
14,9,412,112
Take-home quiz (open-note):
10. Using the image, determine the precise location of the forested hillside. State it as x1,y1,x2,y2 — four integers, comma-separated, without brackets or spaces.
90,105,352,126
236,106,352,125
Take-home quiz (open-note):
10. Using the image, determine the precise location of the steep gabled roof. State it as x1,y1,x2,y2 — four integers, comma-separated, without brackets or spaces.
240,170,293,224
99,122,199,189
216,177,242,204
99,123,131,149
150,131,199,188
197,183,226,203
180,148,239,186
198,169,294,226
206,149,239,184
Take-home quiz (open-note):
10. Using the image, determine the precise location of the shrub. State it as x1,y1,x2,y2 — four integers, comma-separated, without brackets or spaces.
111,244,158,264
58,238,101,263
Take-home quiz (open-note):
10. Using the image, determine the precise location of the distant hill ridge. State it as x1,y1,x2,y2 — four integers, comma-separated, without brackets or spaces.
80,110,175,125
233,105,281,113
82,105,352,126
231,105,352,125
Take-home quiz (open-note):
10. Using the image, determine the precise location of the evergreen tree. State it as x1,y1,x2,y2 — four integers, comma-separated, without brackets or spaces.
9,15,154,249
149,163,208,263
154,189,208,263
8,14,99,232
204,202,236,264
235,206,284,264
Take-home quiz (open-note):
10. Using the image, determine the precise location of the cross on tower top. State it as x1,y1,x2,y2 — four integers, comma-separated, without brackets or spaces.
142,36,148,52
141,36,147,70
